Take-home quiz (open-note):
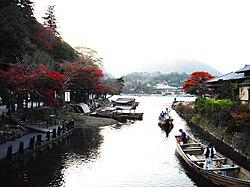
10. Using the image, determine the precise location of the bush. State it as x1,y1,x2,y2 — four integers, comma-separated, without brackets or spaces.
194,97,235,128
191,114,202,124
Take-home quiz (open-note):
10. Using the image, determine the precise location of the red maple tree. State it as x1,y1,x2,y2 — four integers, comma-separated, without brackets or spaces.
28,64,65,106
63,60,104,102
183,71,215,96
0,64,65,107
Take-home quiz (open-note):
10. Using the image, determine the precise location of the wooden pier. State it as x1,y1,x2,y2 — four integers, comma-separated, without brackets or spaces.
0,121,74,168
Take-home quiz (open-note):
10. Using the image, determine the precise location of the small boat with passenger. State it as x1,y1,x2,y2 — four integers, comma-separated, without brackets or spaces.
158,108,173,132
174,135,250,187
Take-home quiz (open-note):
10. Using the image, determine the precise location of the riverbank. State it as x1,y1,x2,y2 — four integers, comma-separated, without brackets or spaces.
70,113,120,128
172,101,250,170
0,113,119,168
0,113,120,143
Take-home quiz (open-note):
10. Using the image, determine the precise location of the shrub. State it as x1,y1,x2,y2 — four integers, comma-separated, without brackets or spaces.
194,97,235,128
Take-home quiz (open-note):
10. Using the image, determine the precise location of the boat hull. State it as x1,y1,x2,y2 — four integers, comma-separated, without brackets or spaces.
158,118,173,129
90,112,128,123
116,112,144,120
175,136,250,187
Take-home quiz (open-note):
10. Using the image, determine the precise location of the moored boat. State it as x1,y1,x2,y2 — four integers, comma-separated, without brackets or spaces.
89,107,128,123
115,111,144,120
90,97,143,122
111,97,139,107
175,135,250,187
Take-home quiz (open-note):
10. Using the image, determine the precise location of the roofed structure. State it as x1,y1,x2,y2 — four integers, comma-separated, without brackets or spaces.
153,84,178,95
236,64,250,74
111,98,139,107
207,65,250,103
207,72,244,83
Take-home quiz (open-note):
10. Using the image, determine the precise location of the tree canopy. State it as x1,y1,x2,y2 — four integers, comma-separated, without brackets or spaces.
183,71,215,96
0,64,65,106
0,0,77,68
63,59,104,102
0,1,118,107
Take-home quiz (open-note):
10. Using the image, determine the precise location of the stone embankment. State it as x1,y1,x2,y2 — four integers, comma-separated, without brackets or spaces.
0,112,119,145
0,113,118,168
172,101,250,165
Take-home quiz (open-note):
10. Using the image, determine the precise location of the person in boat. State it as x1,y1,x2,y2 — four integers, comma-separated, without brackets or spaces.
165,108,171,119
159,111,165,120
179,129,188,144
203,142,217,169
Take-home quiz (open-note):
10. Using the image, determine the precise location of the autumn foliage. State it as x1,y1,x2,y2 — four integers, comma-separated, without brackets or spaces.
0,2,107,107
35,23,54,51
183,71,215,96
0,64,65,106
63,60,104,101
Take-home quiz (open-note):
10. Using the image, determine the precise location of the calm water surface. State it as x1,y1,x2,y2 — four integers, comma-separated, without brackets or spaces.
0,96,219,187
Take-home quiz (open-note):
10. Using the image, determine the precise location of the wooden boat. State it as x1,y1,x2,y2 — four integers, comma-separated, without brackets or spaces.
89,107,128,123
90,112,128,123
114,112,143,120
158,117,173,132
111,98,139,107
175,135,250,187
111,105,143,120
158,118,173,137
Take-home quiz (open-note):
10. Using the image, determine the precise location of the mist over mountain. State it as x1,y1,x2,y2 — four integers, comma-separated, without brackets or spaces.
129,59,222,76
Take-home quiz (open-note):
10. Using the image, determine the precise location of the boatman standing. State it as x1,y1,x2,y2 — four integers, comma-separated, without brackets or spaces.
165,108,171,119
179,129,188,144
203,142,216,169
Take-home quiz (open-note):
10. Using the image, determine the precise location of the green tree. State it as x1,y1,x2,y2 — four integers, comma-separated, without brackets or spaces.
17,0,35,19
102,77,124,96
51,37,77,62
43,5,59,36
0,1,34,65
75,46,103,68
212,81,239,101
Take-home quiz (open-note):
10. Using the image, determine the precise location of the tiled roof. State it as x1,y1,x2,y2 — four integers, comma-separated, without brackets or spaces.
235,64,250,73
207,72,245,83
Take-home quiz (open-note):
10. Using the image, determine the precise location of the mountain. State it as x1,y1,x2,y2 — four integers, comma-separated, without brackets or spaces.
131,59,222,76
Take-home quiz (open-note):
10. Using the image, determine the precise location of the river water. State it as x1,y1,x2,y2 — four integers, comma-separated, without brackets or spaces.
0,96,219,187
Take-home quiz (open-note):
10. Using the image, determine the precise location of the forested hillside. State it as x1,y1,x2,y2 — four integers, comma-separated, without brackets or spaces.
0,0,77,70
122,72,189,94
0,0,124,106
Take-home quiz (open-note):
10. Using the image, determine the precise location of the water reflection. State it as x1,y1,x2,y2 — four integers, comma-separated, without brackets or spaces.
59,96,199,187
0,96,221,187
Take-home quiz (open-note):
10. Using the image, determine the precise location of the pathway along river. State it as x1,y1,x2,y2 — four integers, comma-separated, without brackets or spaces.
0,96,219,187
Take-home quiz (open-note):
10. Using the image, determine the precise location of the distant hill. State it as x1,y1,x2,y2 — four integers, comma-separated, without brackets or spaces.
131,59,222,76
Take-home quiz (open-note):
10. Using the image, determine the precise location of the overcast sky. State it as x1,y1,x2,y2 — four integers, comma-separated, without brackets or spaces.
33,0,250,77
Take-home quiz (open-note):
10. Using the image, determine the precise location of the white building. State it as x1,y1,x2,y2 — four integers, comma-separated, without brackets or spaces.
153,84,178,95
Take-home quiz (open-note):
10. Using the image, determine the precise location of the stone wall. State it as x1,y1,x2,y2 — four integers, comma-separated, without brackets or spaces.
172,101,250,164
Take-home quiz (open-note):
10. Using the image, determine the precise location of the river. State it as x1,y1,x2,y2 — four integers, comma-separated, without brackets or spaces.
0,96,219,187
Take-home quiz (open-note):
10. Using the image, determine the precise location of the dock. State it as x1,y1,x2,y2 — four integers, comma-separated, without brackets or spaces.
0,122,74,168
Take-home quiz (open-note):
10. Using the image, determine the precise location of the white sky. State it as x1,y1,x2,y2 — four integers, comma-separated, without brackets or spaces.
33,0,250,77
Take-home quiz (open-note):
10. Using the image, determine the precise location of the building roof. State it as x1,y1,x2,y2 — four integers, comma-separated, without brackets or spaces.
207,72,245,83
113,98,136,104
235,64,250,73
154,84,178,90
